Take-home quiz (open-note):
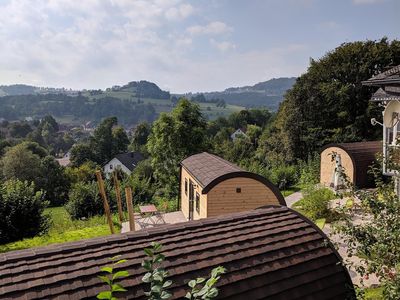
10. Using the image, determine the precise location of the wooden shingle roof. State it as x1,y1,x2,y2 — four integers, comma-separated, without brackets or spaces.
181,152,243,188
0,206,355,300
362,65,400,86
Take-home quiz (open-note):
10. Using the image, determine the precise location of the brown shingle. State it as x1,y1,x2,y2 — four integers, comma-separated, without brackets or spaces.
0,206,354,299
181,152,243,188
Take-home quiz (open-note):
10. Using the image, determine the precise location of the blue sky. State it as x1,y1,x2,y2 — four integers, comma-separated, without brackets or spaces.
0,0,398,92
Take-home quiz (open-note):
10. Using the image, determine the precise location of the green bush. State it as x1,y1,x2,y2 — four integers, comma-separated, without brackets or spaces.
0,180,50,243
294,186,335,221
66,182,104,219
297,153,320,186
268,164,298,189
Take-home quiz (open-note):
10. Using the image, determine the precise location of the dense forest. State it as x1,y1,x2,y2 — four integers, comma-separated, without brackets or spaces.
0,94,157,125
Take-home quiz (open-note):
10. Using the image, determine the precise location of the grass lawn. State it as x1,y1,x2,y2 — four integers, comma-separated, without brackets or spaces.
364,287,383,300
0,207,118,253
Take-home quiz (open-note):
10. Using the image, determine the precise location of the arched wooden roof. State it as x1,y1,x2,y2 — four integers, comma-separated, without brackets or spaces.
321,141,382,188
181,152,285,205
0,206,354,299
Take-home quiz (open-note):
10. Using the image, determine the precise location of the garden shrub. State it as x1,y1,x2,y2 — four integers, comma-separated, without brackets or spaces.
66,181,121,220
294,186,335,221
297,153,320,186
268,164,298,189
0,180,49,243
66,182,104,219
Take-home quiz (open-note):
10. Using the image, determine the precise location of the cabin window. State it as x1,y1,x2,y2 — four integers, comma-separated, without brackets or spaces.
236,187,241,193
110,164,113,170
195,192,200,214
185,179,188,195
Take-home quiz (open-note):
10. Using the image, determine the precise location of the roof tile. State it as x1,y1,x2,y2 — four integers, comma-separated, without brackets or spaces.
0,206,354,299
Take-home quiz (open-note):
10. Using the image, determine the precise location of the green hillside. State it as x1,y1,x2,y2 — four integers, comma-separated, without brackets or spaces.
0,81,244,126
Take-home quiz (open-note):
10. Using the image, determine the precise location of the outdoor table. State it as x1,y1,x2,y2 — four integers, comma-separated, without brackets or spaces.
139,205,163,226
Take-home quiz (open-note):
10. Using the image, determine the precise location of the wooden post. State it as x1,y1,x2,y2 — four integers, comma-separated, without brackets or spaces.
112,171,124,223
125,187,135,231
95,170,115,234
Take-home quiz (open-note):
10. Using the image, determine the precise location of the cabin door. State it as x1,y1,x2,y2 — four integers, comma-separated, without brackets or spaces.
188,180,194,220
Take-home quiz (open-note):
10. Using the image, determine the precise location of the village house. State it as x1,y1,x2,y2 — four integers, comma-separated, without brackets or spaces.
180,152,285,220
55,151,72,167
0,206,355,299
230,127,248,141
362,65,400,194
103,151,144,177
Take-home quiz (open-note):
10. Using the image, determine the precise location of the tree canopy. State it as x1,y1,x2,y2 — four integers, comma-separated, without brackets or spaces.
262,38,400,163
147,98,207,196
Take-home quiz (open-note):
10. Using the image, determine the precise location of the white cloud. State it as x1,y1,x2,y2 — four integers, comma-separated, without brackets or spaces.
165,3,194,20
0,0,197,89
210,39,236,52
186,21,233,35
0,1,308,93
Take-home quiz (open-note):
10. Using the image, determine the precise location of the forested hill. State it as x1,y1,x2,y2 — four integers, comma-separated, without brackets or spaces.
0,81,244,125
185,77,297,110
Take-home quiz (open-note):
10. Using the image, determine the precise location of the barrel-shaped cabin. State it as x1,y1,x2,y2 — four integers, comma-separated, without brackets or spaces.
180,152,285,220
320,141,381,189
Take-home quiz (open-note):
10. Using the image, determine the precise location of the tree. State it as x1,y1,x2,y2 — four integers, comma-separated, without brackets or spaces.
70,117,129,166
147,99,207,196
130,122,151,153
92,117,118,164
0,143,42,183
263,38,400,163
37,156,70,206
65,182,103,219
70,143,97,166
0,180,49,243
8,122,32,138
112,126,129,156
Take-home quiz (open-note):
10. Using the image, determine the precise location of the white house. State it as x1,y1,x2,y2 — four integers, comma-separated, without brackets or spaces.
230,128,248,141
362,65,400,193
103,152,144,177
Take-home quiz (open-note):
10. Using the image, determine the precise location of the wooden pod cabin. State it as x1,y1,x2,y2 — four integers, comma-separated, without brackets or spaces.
180,152,285,220
0,206,355,299
320,141,382,189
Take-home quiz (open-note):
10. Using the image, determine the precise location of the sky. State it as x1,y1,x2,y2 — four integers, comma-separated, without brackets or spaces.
0,0,399,93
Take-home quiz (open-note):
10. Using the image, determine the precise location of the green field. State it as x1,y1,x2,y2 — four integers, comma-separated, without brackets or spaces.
82,90,245,121
0,207,116,253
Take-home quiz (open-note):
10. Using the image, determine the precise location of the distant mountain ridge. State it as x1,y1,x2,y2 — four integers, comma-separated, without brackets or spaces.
0,77,296,111
199,77,296,110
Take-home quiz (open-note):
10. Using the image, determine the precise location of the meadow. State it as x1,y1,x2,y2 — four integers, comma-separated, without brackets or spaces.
0,207,117,253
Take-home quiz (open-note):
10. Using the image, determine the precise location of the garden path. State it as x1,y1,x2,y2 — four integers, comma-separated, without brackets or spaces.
284,191,303,207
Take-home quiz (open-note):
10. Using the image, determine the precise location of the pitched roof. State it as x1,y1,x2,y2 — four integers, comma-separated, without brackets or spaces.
0,206,354,300
181,152,242,188
362,65,400,86
369,87,400,102
112,152,144,171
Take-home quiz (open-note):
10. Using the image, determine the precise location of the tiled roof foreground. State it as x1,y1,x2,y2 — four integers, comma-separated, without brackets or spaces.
0,206,355,300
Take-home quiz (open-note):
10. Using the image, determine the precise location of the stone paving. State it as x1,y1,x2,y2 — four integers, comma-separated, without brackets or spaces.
121,211,187,233
284,191,303,207
284,191,380,287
